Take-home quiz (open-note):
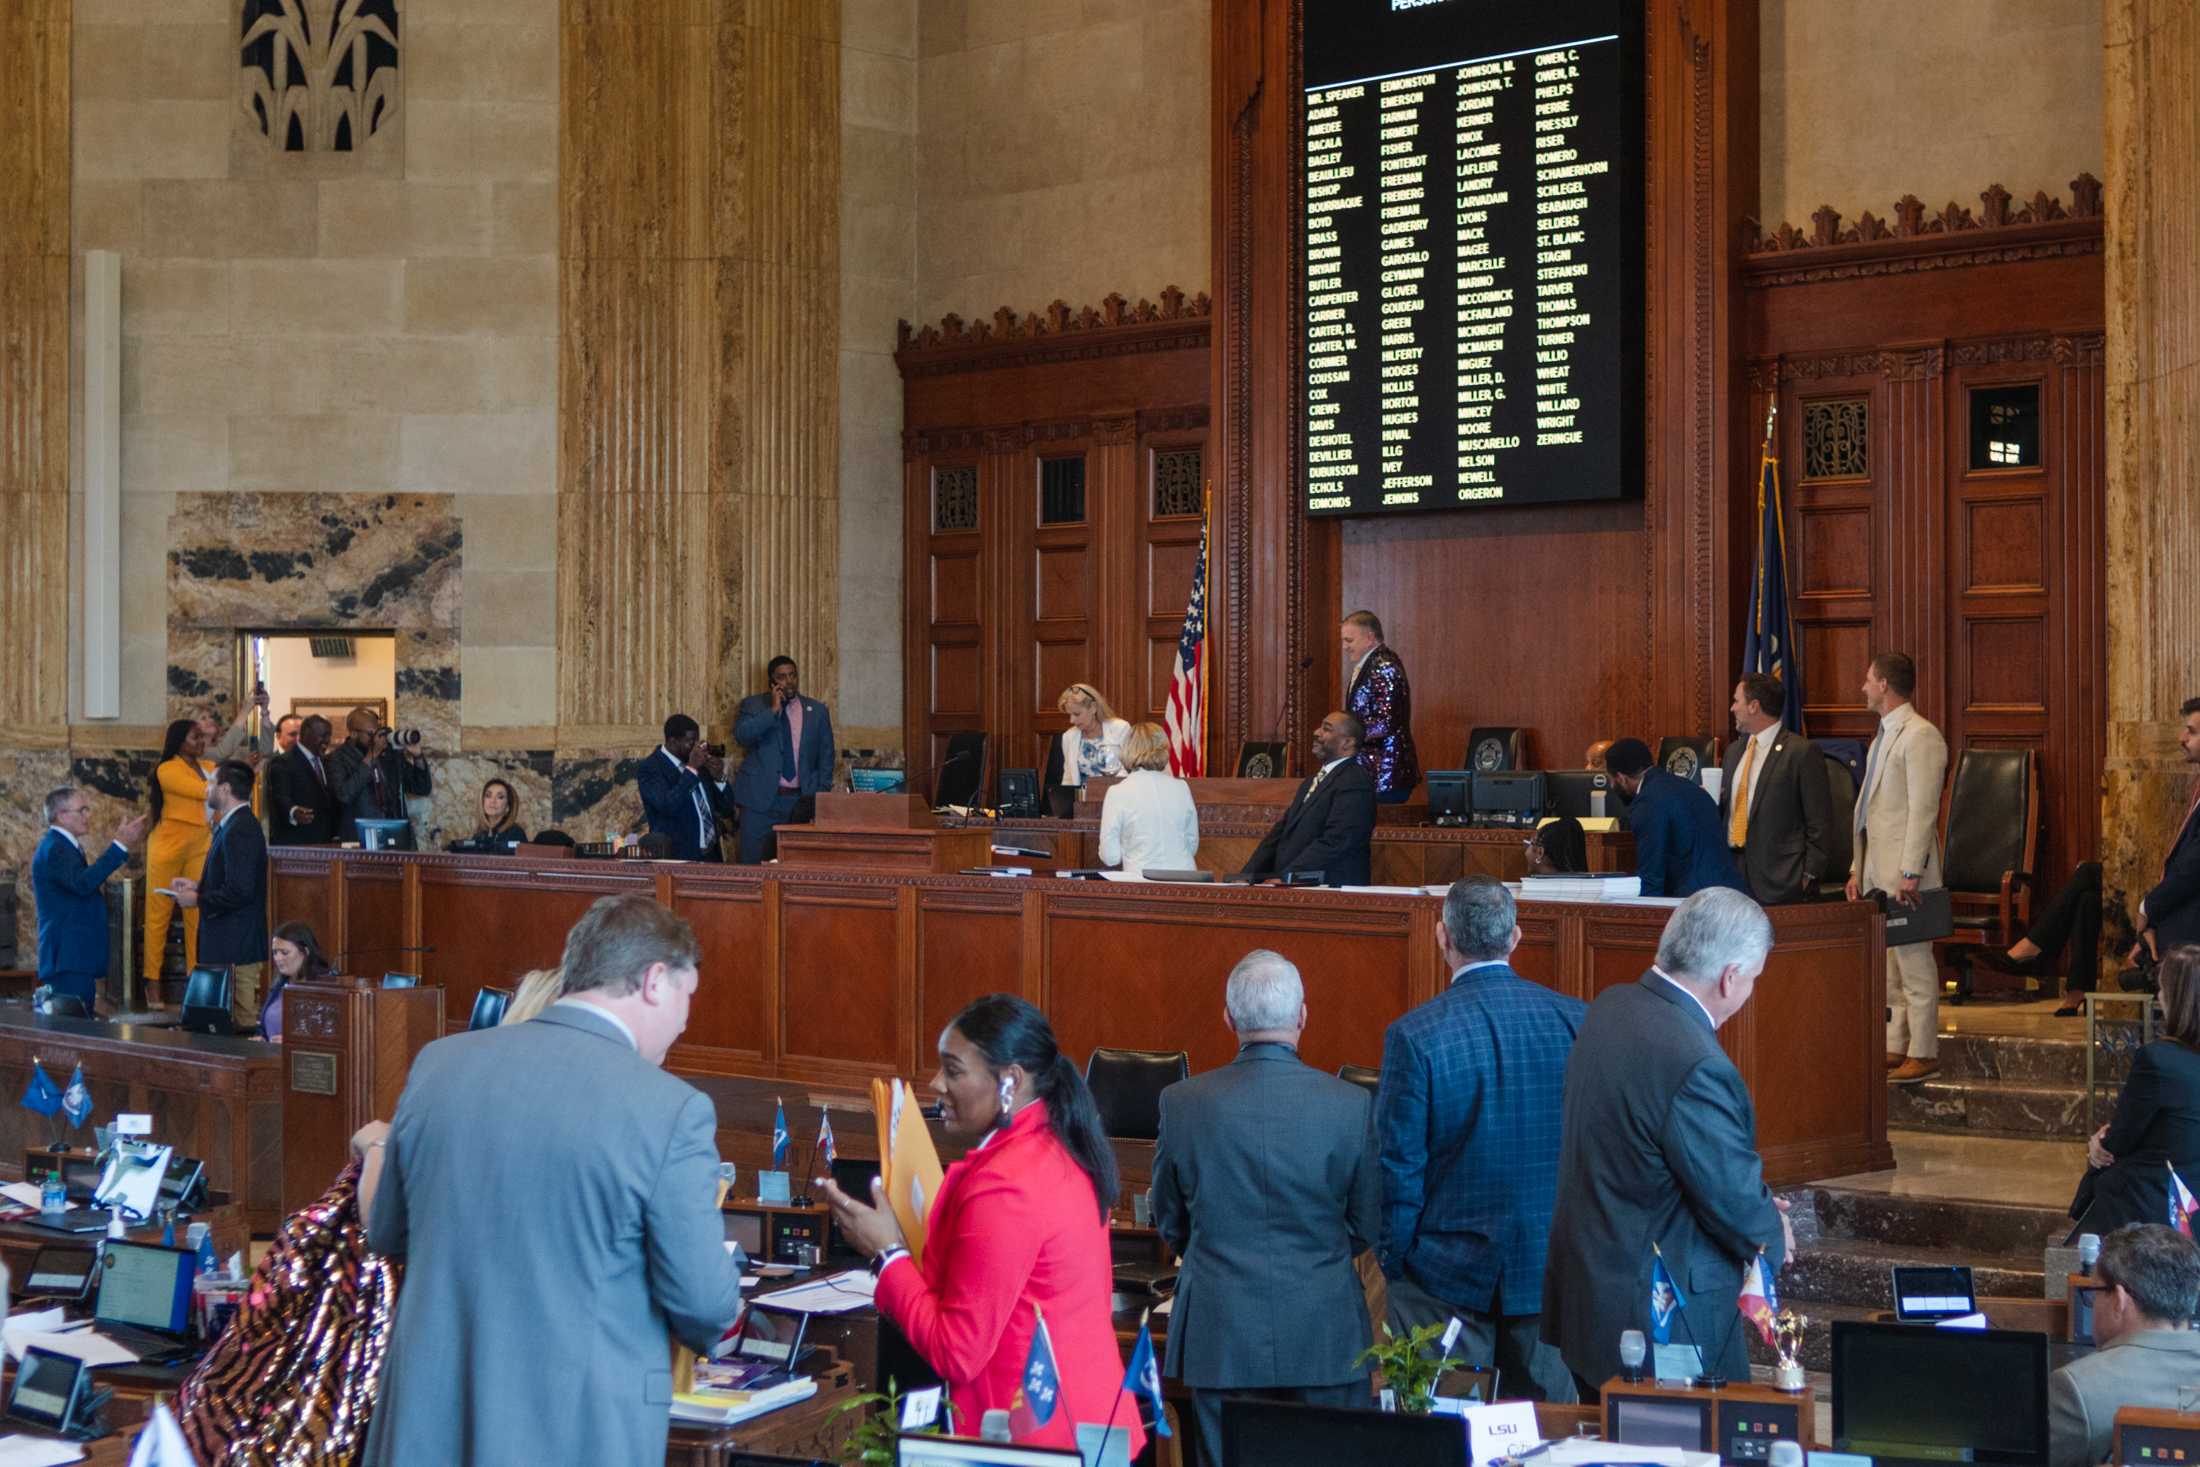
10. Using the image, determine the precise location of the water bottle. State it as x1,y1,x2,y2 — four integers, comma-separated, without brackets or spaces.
39,1171,63,1215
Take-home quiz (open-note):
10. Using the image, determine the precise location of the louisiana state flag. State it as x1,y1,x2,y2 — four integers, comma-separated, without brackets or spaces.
1737,1251,1778,1347
771,1098,789,1170
1007,1308,1062,1439
1648,1252,1685,1345
2170,1163,2198,1237
1743,436,1807,734
20,1061,60,1118
1121,1311,1170,1437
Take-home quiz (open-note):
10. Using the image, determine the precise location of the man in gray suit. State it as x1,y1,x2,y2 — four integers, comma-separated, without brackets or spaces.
1719,673,1832,905
1543,889,1793,1391
363,894,747,1467
1151,949,1380,1466
2049,1224,2200,1467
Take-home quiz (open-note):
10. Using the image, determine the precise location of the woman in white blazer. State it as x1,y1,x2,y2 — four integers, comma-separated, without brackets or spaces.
1099,723,1200,876
1057,683,1131,793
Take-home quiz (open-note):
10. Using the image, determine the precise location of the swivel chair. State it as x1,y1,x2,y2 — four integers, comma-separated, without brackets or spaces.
1085,1047,1189,1141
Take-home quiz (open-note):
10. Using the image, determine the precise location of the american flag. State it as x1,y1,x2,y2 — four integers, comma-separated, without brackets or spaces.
1164,489,1211,777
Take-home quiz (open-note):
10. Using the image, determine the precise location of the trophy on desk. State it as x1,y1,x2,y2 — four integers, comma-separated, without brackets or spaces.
1772,1308,1809,1393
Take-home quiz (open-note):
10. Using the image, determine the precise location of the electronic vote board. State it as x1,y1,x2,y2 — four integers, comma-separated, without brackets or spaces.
1301,0,1644,516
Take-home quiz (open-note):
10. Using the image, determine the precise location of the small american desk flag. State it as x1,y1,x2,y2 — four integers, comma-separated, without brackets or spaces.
1164,489,1211,777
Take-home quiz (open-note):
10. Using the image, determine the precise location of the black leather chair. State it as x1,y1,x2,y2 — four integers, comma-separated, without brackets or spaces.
1085,1047,1190,1141
1657,735,1718,785
1935,747,2039,1002
39,994,90,1019
1818,748,1859,894
1464,727,1528,773
935,731,990,808
468,986,515,1030
1337,1063,1381,1093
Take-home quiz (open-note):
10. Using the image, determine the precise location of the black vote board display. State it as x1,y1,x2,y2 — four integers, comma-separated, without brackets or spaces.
1301,0,1644,516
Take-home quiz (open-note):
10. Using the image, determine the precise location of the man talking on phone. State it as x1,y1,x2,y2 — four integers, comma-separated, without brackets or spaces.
732,656,835,863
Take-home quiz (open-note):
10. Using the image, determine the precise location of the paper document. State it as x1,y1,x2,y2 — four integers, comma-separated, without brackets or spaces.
7,1329,138,1368
872,1077,945,1267
755,1270,877,1315
0,1437,84,1466
0,1184,52,1211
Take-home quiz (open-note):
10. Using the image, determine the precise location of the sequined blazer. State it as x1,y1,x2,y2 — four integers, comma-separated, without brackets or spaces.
1348,645,1419,796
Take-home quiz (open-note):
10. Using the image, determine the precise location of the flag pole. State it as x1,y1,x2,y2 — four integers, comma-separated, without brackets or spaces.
1199,483,1212,778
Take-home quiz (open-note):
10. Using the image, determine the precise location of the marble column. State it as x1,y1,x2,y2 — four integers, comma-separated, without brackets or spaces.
2102,0,2200,916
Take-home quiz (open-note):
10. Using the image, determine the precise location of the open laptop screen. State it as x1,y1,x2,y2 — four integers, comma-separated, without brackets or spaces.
95,1241,197,1334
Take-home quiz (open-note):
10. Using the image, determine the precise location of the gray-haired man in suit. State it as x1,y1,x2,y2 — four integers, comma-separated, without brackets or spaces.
362,894,747,1467
1151,949,1380,1466
2049,1224,2200,1467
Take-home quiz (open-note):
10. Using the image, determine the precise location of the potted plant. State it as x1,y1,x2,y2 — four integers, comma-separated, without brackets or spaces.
1356,1321,1452,1414
831,1379,958,1465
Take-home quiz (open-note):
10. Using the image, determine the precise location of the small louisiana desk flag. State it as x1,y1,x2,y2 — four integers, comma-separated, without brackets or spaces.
1737,1251,1778,1347
20,1060,61,1118
61,1063,91,1129
817,1108,836,1168
1007,1308,1062,1439
1648,1251,1685,1345
2171,1163,2198,1237
1121,1310,1171,1437
771,1098,790,1170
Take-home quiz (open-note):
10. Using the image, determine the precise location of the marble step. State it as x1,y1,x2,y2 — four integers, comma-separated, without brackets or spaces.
1784,1181,2068,1257
1778,1237,2043,1310
1931,1030,2092,1086
1885,1073,2092,1138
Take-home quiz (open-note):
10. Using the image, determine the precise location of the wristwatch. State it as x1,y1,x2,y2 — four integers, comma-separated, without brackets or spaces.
1901,870,1922,881
870,1246,909,1278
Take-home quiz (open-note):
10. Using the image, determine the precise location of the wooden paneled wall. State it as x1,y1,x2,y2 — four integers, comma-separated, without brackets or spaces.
2102,0,2200,911
0,0,70,747
1743,181,2107,896
1212,0,1760,779
897,298,1210,794
556,0,840,742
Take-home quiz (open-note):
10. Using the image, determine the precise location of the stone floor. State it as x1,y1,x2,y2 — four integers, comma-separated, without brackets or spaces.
1818,1130,2086,1207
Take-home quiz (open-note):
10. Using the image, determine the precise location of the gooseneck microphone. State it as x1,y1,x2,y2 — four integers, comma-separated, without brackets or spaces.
1268,656,1317,747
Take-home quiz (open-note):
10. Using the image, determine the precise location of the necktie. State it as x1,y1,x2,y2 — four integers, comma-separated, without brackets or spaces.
309,753,326,788
1855,728,1886,832
1305,765,1329,800
692,779,713,849
1728,737,1757,848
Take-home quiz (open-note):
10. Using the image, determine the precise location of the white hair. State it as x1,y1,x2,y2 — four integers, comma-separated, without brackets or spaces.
1656,888,1774,984
1225,949,1304,1032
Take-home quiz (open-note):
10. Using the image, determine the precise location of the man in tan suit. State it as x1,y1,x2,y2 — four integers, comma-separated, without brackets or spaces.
1844,652,1949,1083
2048,1224,2200,1467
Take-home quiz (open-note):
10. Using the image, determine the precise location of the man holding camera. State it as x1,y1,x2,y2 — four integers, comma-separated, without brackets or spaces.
328,705,432,842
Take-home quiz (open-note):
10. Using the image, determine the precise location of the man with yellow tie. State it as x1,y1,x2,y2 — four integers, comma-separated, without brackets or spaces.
1718,673,1833,906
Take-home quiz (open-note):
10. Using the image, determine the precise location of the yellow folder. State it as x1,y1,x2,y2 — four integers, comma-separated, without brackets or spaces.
872,1076,946,1267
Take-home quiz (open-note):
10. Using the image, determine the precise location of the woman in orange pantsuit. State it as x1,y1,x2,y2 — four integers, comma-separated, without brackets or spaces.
144,718,215,984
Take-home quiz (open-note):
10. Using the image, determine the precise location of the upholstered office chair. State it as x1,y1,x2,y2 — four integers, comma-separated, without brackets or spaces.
380,972,419,989
1337,1064,1381,1093
1085,1047,1190,1141
934,731,989,808
1935,748,2039,1002
1463,727,1528,773
1817,744,1861,895
468,986,515,1030
1656,735,1718,785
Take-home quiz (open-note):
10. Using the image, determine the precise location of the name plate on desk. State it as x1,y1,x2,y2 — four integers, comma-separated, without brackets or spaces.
288,1050,338,1096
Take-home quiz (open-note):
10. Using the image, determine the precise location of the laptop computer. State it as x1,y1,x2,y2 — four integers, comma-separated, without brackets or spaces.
20,1245,97,1303
92,1240,200,1363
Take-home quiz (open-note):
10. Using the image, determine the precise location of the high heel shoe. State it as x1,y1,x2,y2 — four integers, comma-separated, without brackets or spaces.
1972,947,2037,977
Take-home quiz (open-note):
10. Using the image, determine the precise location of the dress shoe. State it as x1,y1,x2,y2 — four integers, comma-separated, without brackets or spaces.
1885,1052,1905,1071
1972,947,2037,977
1888,1058,1940,1084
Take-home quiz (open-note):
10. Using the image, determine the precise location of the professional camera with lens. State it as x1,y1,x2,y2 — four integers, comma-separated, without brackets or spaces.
388,727,424,749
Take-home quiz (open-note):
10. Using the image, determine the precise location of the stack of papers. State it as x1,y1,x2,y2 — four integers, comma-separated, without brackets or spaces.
1,1311,138,1367
670,1374,818,1424
0,1438,83,1466
753,1271,877,1315
1517,874,1644,900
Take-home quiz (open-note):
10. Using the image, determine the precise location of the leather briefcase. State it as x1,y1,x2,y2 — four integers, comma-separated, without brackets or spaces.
1872,886,1953,946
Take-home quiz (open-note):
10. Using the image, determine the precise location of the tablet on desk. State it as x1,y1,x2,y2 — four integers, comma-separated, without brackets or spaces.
1890,1264,1977,1322
21,1246,96,1303
6,1345,90,1434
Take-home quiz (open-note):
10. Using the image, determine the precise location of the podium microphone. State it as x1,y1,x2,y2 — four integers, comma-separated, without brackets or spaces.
1618,1329,1646,1383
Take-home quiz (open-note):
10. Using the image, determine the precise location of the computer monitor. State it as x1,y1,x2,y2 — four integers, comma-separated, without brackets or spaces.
1220,1399,1467,1467
180,965,235,1036
1832,1320,2049,1467
1426,770,1472,822
896,1440,1081,1466
1544,769,1611,819
1470,771,1546,827
355,817,414,851
94,1240,198,1336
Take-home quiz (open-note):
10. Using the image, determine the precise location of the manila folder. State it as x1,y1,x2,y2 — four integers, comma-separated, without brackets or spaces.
872,1077,946,1267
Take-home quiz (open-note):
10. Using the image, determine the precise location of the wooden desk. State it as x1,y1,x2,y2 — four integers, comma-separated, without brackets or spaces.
775,824,996,874
0,1203,249,1283
667,1358,858,1465
0,1011,281,1235
269,850,1890,1186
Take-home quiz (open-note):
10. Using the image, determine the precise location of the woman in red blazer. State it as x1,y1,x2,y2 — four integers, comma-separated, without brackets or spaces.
820,995,1144,1455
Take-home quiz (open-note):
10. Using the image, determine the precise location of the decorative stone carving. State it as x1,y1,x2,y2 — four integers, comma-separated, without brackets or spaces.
234,0,404,177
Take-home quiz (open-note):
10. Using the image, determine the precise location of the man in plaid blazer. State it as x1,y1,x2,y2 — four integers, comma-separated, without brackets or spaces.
1376,876,1584,1402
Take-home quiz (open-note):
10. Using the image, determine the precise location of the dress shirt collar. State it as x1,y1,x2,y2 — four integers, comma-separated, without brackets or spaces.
1652,964,1718,1029
1449,960,1512,986
551,996,637,1050
1350,644,1378,689
1876,701,1914,736
48,825,83,852
1235,1039,1300,1059
212,802,246,832
659,745,686,771
1319,755,1352,776
1748,720,1781,762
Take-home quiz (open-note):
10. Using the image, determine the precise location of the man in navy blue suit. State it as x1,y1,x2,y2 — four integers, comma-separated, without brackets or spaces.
1377,876,1584,1402
170,760,269,1028
1608,738,1746,899
732,656,835,864
637,714,735,862
32,788,149,1014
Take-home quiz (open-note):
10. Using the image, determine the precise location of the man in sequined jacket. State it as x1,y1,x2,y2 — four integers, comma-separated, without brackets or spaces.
1342,610,1420,803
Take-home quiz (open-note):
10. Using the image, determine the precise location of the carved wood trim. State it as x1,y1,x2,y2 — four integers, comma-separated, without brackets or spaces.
895,289,1212,376
1744,176,2104,287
